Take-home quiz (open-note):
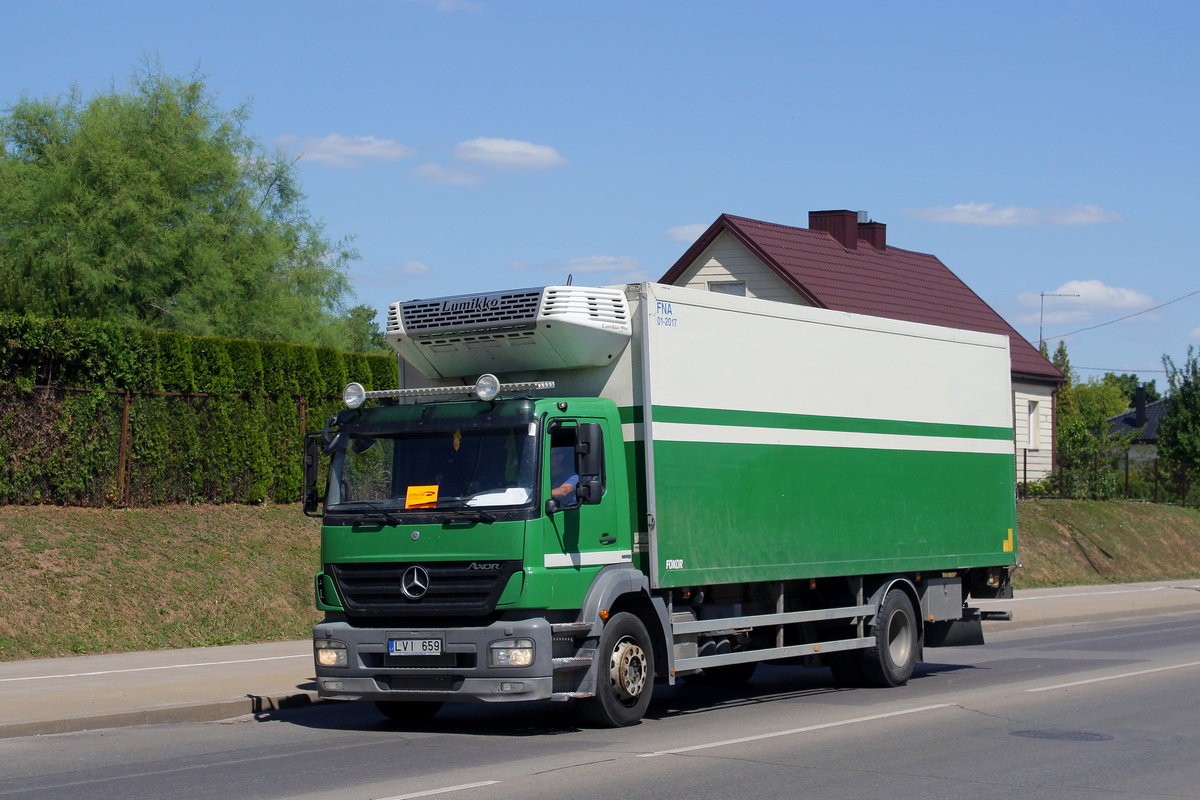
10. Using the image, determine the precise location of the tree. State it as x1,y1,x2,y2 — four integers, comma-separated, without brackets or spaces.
341,304,389,353
1159,346,1200,472
0,58,373,350
1101,372,1160,407
1048,342,1129,452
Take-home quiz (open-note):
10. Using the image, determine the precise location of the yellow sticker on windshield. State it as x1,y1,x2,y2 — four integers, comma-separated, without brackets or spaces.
452,429,462,452
406,485,438,509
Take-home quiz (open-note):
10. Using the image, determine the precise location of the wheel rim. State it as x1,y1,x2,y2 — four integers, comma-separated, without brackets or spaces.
608,635,648,701
886,608,912,666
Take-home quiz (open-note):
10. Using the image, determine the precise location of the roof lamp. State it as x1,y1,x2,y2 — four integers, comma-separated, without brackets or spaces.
341,378,555,408
474,374,501,402
343,382,367,409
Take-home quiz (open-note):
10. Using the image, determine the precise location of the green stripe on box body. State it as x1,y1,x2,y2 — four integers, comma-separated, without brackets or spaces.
615,405,1016,588
651,439,1016,587
652,405,1012,442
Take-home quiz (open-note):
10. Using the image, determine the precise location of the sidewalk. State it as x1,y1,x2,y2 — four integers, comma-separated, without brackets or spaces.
3,579,1199,739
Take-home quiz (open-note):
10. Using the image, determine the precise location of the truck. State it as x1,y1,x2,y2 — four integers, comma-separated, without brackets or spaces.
304,281,1017,727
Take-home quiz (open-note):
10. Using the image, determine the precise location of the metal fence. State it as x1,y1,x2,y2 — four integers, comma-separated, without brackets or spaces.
1018,449,1195,506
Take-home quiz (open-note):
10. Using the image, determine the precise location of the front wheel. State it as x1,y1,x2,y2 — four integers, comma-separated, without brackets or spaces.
578,612,655,727
861,588,918,687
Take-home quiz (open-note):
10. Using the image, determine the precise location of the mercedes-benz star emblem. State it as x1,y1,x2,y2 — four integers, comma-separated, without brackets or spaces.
400,566,430,599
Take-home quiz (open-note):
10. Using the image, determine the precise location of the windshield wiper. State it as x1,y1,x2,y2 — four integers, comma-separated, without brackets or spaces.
439,508,497,524
339,501,401,525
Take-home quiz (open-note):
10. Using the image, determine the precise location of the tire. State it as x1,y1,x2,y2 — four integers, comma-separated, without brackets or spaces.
374,700,444,724
578,612,655,727
860,588,918,687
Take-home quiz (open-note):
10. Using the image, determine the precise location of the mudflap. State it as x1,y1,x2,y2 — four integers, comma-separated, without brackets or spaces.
924,608,985,648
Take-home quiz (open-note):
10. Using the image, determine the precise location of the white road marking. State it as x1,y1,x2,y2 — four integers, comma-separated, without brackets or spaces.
637,704,954,757
376,781,501,799
981,586,1180,604
1025,659,1200,692
0,654,309,683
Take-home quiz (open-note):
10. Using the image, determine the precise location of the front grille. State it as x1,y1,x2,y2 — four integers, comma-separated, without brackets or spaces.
329,561,522,618
361,652,478,669
399,289,544,334
381,675,464,692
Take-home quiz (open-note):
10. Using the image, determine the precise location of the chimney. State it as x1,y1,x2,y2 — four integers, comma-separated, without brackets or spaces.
858,220,886,250
1135,385,1147,428
808,209,859,250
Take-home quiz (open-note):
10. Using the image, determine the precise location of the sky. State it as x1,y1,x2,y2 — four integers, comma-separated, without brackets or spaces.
4,0,1198,387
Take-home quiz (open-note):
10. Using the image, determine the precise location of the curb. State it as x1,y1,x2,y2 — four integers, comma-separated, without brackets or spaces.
0,691,325,740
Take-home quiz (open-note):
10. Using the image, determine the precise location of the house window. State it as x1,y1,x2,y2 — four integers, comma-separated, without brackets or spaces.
1027,401,1040,450
708,280,746,296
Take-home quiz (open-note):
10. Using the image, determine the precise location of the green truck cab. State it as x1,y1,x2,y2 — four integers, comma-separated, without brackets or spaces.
307,283,1017,727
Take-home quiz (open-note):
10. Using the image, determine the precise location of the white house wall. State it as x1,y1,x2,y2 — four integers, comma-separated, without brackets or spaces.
674,231,808,304
1014,382,1055,482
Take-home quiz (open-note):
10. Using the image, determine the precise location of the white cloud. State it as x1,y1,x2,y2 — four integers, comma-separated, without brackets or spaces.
275,134,416,169
905,202,1121,227
453,137,567,170
401,261,431,276
1190,327,1200,340
1015,280,1154,325
666,223,708,242
407,0,482,10
412,163,484,186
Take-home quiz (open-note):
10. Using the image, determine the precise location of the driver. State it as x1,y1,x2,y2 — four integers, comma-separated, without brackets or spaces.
550,447,579,508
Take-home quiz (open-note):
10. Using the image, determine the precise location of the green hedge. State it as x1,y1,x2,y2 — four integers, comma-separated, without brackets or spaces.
0,314,396,506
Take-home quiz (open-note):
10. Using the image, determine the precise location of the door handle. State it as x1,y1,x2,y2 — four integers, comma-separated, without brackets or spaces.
599,536,617,545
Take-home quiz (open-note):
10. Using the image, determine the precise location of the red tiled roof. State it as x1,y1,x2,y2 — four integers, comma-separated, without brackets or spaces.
660,214,1063,384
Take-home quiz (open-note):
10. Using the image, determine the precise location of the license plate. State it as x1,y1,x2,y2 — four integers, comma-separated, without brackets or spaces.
388,638,443,656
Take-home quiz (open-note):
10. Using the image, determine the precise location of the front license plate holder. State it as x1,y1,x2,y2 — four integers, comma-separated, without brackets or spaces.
388,638,443,656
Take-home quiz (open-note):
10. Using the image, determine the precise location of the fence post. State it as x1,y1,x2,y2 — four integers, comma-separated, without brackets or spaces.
116,390,133,507
1154,459,1159,504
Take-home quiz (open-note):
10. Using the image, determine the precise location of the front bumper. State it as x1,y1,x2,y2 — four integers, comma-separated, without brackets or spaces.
313,615,555,704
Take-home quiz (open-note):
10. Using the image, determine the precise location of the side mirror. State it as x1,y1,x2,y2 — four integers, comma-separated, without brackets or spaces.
575,423,604,505
575,423,604,477
575,478,602,503
303,434,322,516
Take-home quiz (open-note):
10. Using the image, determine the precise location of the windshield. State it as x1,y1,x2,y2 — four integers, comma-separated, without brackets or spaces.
326,422,538,513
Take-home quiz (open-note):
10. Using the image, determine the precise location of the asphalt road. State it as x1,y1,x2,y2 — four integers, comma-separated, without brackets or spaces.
2,612,1199,800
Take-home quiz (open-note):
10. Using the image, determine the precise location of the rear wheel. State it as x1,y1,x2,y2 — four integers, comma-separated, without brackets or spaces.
861,588,918,687
578,612,655,727
374,700,443,725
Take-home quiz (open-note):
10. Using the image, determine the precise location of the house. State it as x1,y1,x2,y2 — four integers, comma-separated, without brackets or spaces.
659,210,1065,481
1108,387,1166,462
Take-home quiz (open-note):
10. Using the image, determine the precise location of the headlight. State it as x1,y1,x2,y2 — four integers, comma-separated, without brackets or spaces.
488,638,534,667
315,639,349,668
474,373,500,402
343,382,366,409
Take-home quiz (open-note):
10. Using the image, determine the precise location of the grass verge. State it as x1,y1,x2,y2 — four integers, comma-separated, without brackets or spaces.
1015,499,1200,588
0,504,321,661
1,500,1198,661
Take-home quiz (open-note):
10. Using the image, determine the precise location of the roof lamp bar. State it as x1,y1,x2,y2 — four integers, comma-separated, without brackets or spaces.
343,375,555,409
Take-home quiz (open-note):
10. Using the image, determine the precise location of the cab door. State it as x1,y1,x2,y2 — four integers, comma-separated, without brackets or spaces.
541,418,627,576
